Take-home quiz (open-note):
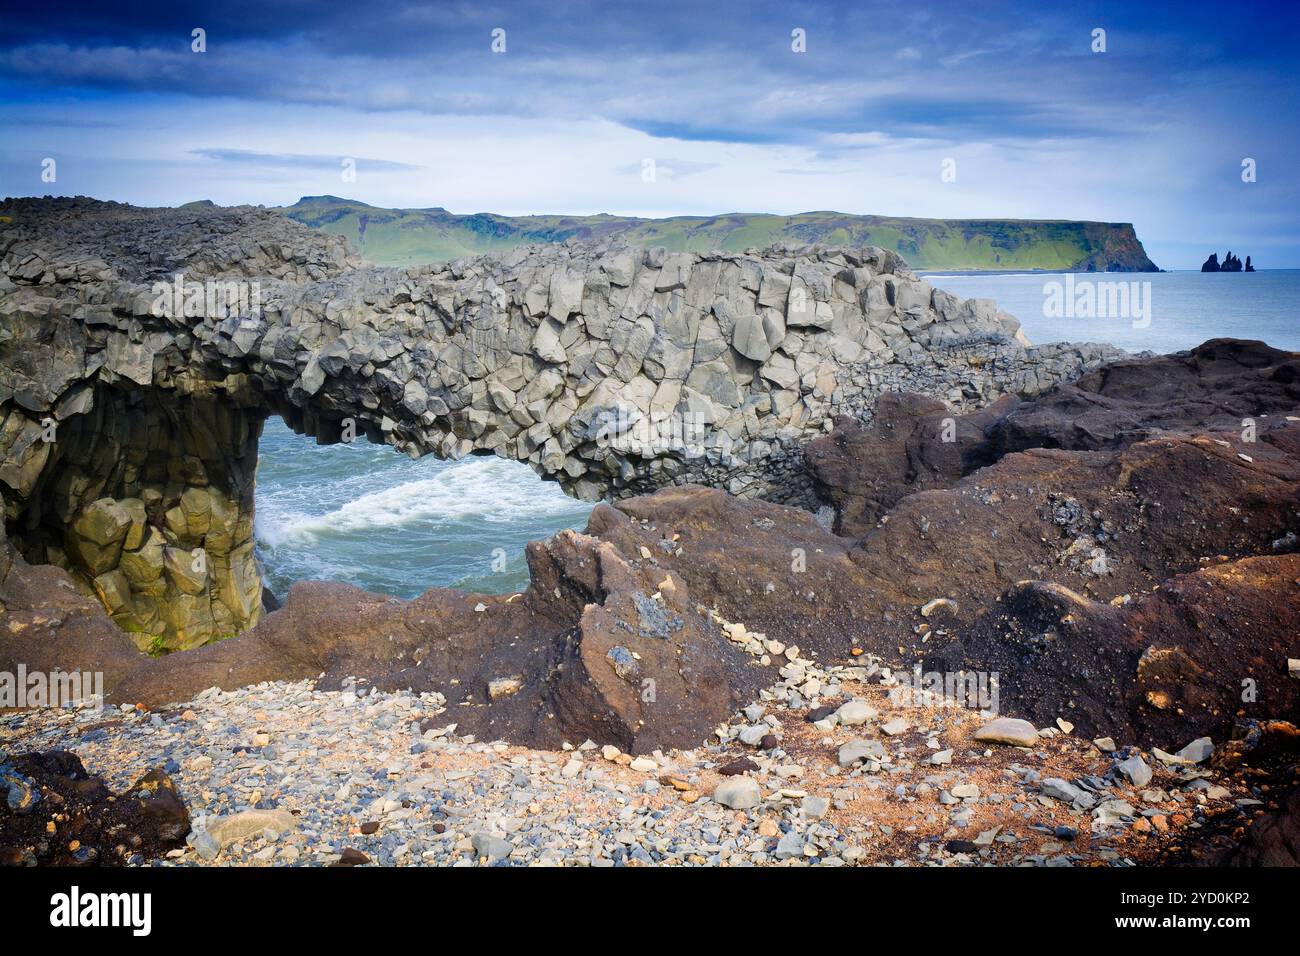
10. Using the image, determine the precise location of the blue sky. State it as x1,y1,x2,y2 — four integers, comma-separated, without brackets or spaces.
2,0,1297,268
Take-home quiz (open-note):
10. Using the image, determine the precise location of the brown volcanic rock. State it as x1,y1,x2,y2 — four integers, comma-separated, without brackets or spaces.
805,393,1017,535
105,525,765,754
924,555,1300,748
806,339,1300,537
0,751,188,866
994,338,1300,454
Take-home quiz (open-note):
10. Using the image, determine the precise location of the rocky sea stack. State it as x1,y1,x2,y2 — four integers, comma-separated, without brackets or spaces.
1201,251,1255,272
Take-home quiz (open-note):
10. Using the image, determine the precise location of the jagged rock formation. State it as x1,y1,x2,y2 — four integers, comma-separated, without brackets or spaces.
1202,250,1251,273
0,197,1127,646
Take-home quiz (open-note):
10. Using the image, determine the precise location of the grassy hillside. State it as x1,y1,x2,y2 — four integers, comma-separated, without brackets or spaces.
278,197,1158,272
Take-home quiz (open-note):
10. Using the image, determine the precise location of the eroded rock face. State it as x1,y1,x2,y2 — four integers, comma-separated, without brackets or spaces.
6,388,263,651
805,339,1300,534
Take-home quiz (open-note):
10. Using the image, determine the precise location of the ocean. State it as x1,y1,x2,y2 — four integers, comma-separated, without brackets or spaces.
254,270,1300,600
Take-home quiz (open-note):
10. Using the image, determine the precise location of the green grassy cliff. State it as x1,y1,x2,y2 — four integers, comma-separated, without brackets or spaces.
278,197,1158,272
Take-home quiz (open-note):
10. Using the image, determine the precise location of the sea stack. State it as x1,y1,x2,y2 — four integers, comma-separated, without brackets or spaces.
1200,250,1250,272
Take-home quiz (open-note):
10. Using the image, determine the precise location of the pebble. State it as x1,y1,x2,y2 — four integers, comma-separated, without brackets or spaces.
774,831,805,860
802,796,830,820
471,832,513,862
714,777,762,810
835,700,875,726
972,717,1039,747
1115,754,1152,788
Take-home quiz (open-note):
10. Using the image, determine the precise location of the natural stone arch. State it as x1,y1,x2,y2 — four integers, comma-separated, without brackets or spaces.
0,198,1127,649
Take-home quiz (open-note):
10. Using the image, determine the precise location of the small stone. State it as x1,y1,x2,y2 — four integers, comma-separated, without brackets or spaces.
972,717,1039,747
718,758,760,776
802,795,830,820
471,832,513,861
714,777,762,810
880,718,910,736
738,725,768,746
1175,737,1214,764
188,829,220,861
1093,737,1116,752
920,597,958,618
835,700,875,726
629,757,658,773
330,848,370,867
838,739,884,768
774,831,805,860
1115,754,1153,788
488,675,523,700
205,809,297,849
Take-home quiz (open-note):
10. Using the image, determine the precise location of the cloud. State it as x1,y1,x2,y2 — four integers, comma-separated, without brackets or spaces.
614,158,720,179
0,0,1296,266
191,148,421,172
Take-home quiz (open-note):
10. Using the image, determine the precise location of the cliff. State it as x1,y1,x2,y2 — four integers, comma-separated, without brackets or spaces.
281,197,1160,272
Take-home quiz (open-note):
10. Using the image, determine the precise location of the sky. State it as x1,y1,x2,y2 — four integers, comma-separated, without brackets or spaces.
1,0,1297,269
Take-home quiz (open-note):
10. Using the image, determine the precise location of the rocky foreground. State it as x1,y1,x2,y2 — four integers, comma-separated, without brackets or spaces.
1,654,1280,868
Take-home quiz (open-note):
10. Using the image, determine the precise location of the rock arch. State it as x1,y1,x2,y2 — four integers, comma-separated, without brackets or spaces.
0,197,1127,648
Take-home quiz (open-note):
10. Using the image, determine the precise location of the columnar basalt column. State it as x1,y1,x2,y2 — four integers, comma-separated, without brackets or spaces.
1,386,263,651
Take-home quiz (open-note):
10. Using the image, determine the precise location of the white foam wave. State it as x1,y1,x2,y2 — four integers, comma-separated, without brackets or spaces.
256,457,586,546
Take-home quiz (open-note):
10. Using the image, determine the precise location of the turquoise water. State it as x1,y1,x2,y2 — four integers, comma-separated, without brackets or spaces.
254,424,593,601
255,270,1299,599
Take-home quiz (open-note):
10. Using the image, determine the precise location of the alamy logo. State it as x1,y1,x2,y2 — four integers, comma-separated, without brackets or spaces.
0,666,103,710
894,666,999,713
49,886,151,936
151,272,262,320
1042,274,1152,328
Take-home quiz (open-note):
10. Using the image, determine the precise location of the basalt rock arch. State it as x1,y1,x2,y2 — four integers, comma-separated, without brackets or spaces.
0,197,1127,648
